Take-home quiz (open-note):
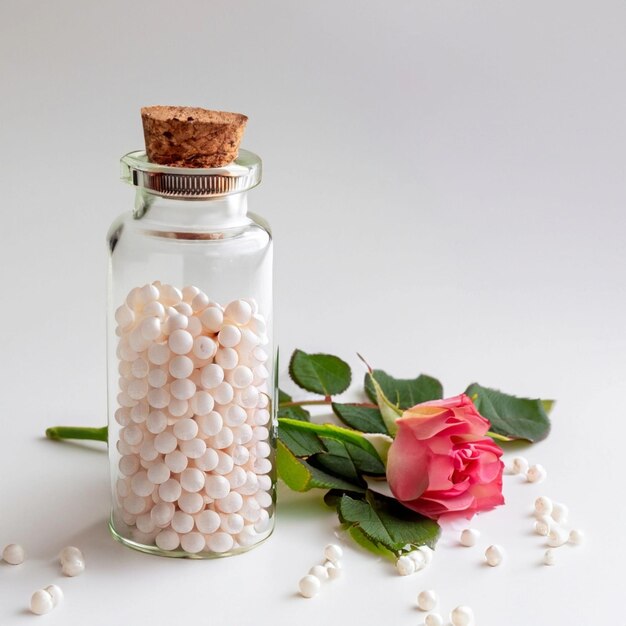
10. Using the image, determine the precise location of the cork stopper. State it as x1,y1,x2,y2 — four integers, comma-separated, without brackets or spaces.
141,106,248,168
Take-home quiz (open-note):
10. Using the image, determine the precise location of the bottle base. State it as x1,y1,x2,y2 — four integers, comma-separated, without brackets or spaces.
109,517,274,559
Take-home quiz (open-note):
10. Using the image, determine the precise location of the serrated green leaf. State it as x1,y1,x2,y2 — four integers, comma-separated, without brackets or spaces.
323,488,364,508
317,436,385,477
337,491,440,555
332,403,389,434
466,383,551,442
276,441,365,492
347,526,397,560
278,418,382,457
289,349,352,396
278,389,311,421
365,370,443,408
278,417,386,483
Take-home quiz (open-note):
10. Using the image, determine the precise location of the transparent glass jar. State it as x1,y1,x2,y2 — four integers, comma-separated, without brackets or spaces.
107,150,275,558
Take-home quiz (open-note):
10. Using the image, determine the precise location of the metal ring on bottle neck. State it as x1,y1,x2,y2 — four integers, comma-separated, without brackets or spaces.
120,149,262,199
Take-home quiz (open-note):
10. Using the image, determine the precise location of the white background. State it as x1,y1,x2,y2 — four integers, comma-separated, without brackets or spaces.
1,1,624,624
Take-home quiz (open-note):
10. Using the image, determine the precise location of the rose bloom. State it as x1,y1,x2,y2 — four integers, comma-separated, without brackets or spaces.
386,394,504,520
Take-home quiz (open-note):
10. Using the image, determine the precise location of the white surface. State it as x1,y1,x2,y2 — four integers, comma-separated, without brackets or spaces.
1,0,624,623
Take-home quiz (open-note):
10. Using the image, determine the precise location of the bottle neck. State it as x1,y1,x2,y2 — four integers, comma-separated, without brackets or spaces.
134,189,250,230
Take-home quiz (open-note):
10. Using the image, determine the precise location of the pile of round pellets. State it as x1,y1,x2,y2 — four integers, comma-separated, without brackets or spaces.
532,495,584,565
114,283,273,555
417,589,474,626
298,544,344,598
395,545,434,576
456,457,585,574
1,543,84,615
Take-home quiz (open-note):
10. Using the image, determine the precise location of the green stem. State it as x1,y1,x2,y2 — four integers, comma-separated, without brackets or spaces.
278,400,378,409
46,426,108,443
278,399,332,408
487,430,513,443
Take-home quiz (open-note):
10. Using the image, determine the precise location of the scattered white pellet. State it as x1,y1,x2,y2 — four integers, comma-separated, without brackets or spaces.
526,464,547,483
309,565,329,581
547,527,569,548
325,561,342,579
485,544,504,566
534,519,551,536
417,590,438,611
396,555,415,576
408,550,426,570
44,585,63,607
324,543,343,563
30,590,54,615
298,575,321,598
551,502,568,524
2,543,25,565
59,546,83,564
417,545,434,564
534,496,553,516
450,605,474,626
569,529,585,545
62,558,85,577
425,614,444,626
460,529,480,547
543,549,556,566
511,456,529,475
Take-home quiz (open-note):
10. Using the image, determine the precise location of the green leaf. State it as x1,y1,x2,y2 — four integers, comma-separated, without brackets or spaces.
542,399,556,415
276,441,365,492
332,403,388,434
364,370,443,408
278,418,386,479
466,383,551,442
337,491,440,555
347,526,397,560
277,389,311,421
289,349,352,396
317,437,386,477
278,418,382,457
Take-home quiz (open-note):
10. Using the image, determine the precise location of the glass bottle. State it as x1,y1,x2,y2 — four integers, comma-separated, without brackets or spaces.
106,150,275,558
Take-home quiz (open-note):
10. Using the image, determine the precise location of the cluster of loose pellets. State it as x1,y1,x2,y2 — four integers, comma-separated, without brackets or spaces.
113,283,273,555
417,589,474,626
508,456,546,483
298,544,343,598
533,495,584,565
458,527,505,567
2,542,84,615
456,457,585,573
395,544,434,576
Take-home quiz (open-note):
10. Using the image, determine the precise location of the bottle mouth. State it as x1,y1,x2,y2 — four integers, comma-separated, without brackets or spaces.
120,149,262,199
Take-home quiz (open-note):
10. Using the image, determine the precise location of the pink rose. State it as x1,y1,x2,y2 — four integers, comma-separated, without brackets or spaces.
386,394,504,520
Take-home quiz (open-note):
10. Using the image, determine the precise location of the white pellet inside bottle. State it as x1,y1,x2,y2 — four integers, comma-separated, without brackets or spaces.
111,283,274,557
